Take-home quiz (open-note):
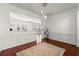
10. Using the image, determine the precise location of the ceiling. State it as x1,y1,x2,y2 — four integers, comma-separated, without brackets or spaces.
10,3,77,16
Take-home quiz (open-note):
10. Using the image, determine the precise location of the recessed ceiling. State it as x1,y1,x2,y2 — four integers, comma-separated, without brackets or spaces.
10,3,77,16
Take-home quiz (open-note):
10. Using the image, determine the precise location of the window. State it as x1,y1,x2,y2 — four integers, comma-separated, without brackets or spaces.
9,12,41,32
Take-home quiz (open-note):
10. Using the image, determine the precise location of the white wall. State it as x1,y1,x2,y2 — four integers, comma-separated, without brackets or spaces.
77,4,79,47
77,11,79,47
46,8,77,45
0,4,42,51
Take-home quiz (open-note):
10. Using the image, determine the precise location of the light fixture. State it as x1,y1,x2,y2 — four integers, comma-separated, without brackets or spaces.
41,9,44,14
44,15,47,19
40,9,47,19
41,3,48,19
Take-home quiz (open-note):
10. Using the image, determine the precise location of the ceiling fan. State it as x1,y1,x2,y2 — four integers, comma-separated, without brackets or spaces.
41,3,48,19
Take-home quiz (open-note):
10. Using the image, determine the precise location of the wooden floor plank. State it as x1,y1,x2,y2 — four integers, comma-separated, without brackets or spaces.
0,38,78,56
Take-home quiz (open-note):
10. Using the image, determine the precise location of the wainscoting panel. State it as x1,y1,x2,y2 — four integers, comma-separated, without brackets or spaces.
0,32,37,51
48,32,76,45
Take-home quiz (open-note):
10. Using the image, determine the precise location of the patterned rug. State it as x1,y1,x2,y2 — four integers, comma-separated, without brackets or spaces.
16,42,65,56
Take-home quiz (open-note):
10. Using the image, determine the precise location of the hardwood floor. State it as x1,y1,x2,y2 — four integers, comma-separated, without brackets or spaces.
0,38,78,56
77,47,79,56
0,41,36,56
45,38,77,56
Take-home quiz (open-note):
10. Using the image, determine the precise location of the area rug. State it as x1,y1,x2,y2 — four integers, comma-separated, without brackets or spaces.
16,42,65,56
